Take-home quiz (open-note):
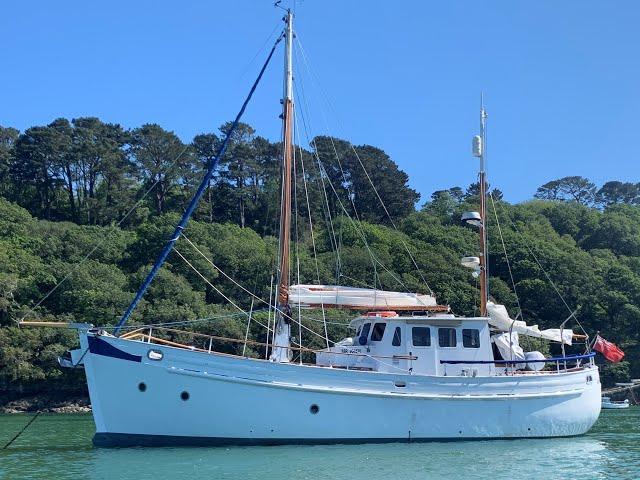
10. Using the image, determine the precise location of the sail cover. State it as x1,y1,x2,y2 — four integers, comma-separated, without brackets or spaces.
486,302,573,345
289,285,441,310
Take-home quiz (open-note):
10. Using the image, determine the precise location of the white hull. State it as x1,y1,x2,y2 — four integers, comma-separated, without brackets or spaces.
79,332,601,446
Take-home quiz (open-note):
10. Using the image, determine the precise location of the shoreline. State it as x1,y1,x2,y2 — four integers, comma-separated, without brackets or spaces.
1,395,91,414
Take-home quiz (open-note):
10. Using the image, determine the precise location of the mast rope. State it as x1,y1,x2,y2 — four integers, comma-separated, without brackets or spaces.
114,31,284,334
490,195,589,337
17,144,191,325
292,49,342,283
173,247,279,339
292,120,303,362
180,235,339,345
293,107,330,347
293,71,419,297
488,192,523,318
295,35,433,295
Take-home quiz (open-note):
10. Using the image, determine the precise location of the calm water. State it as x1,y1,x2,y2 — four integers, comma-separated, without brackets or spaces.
1,410,639,480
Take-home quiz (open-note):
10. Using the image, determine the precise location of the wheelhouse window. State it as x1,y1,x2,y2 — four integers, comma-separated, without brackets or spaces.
438,328,457,348
392,327,402,346
358,322,371,345
412,327,431,347
463,329,480,348
371,323,386,342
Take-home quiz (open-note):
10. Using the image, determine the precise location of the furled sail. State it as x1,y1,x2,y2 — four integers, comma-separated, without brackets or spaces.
289,285,443,310
486,302,573,345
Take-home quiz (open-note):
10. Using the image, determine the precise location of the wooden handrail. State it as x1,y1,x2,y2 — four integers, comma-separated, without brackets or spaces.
124,327,418,361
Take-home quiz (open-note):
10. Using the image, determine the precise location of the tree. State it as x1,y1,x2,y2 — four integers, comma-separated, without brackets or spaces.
534,176,596,205
310,137,419,224
0,126,19,197
596,181,640,207
70,118,130,224
422,188,461,221
216,122,259,228
130,124,188,215
191,132,220,223
11,120,72,219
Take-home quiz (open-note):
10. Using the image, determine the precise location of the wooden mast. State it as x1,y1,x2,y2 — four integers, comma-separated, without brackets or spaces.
277,9,294,307
270,9,294,362
478,101,489,316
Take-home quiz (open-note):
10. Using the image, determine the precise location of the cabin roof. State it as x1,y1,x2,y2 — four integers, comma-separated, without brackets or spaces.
349,315,489,329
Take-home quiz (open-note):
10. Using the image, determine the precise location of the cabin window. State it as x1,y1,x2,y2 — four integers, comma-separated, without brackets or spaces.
463,329,480,348
355,325,362,336
412,327,431,347
438,328,457,347
392,327,402,346
371,323,386,341
358,322,372,345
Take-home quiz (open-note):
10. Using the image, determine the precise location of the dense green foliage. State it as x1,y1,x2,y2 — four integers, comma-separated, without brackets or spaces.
0,118,639,402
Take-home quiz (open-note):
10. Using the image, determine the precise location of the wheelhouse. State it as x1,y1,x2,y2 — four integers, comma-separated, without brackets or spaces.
315,312,494,376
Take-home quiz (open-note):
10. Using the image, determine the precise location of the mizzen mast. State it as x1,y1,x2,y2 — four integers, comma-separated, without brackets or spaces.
463,98,489,316
476,99,489,316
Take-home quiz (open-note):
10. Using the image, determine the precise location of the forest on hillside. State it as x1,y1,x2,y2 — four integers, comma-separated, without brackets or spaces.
1,118,639,404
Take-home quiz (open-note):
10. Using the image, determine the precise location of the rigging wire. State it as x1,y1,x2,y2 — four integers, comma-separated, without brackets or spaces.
291,49,342,282
488,192,523,319
17,144,192,324
293,65,419,296
293,106,330,347
235,20,284,82
490,196,590,337
295,34,433,295
172,247,306,349
292,120,303,362
102,311,251,331
180,234,338,345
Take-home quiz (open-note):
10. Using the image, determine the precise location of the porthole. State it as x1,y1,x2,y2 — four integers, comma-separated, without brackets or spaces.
138,382,147,392
309,404,319,414
181,391,190,401
148,349,163,361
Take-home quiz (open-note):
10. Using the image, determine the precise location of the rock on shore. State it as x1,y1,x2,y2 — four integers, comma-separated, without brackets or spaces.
1,395,91,414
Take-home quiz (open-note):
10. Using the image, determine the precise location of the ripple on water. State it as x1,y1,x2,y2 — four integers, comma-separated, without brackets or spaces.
0,410,638,480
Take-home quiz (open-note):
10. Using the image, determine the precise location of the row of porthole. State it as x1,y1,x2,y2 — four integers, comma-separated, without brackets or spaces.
138,382,317,413
138,382,189,401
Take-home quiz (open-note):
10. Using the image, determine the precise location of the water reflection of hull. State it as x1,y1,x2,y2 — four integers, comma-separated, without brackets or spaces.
601,397,630,409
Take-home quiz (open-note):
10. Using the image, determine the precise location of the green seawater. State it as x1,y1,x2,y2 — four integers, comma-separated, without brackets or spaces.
0,410,638,480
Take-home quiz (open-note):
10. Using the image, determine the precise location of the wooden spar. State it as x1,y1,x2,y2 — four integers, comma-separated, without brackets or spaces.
277,97,293,304
295,303,450,312
276,10,294,307
19,321,70,328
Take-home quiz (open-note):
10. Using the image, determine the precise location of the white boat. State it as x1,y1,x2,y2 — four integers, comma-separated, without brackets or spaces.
30,9,601,446
601,397,630,409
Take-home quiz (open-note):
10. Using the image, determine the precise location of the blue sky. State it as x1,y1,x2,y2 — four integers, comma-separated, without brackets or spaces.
2,0,639,204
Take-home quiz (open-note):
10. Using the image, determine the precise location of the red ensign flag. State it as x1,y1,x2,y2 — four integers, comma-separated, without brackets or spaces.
593,335,625,363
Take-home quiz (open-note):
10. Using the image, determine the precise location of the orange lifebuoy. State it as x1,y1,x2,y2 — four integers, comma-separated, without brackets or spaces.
365,311,398,317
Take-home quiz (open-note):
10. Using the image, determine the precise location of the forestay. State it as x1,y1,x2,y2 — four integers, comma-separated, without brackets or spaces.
487,302,573,345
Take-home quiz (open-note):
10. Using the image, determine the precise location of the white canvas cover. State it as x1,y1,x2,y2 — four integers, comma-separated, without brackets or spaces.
486,302,573,345
289,285,438,309
491,332,526,369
